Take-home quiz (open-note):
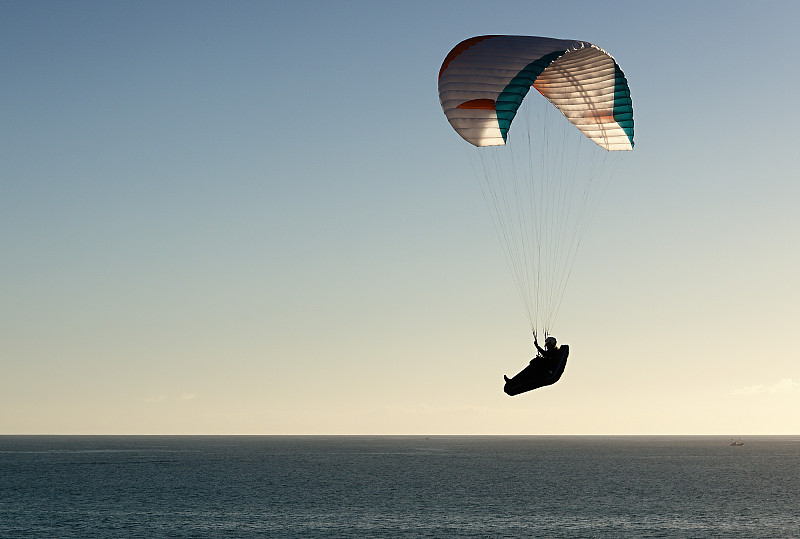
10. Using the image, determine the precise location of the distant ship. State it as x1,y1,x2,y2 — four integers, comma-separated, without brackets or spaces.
729,437,744,446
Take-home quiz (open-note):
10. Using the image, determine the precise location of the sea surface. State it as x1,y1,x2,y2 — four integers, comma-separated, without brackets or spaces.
1,436,799,538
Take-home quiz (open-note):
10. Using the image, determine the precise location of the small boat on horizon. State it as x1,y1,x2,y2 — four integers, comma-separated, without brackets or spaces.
730,437,744,446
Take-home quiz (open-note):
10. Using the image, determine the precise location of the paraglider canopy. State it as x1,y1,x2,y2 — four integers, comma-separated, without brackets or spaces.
439,35,633,150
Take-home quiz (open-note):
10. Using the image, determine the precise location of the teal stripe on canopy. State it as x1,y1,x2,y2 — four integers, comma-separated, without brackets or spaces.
495,50,565,143
612,63,634,147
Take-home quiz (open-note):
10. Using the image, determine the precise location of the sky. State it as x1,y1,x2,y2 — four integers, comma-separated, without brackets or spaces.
2,0,799,435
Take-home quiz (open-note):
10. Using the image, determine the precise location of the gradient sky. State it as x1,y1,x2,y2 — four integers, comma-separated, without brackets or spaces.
3,1,799,435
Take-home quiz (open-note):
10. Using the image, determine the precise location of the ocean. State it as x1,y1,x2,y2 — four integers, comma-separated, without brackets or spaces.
1,436,798,538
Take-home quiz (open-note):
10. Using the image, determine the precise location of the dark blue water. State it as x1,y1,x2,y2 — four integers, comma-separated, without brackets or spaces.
1,436,799,538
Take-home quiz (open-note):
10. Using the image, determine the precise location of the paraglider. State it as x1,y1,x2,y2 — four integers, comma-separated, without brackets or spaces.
438,35,634,395
503,334,569,396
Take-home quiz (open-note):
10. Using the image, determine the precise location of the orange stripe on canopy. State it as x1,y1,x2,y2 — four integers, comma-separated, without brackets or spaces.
583,110,617,123
439,35,495,80
456,99,496,110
